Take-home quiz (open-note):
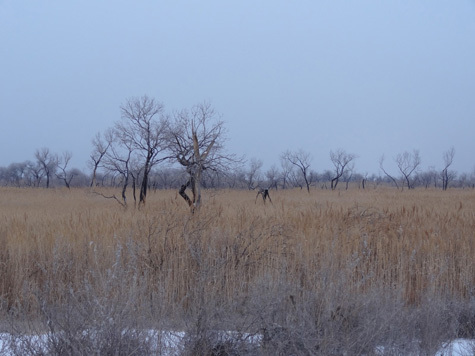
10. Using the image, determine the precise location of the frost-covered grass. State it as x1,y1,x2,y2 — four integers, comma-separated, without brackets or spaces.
1,331,474,356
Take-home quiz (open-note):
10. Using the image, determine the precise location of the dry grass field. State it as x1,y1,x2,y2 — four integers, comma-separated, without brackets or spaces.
0,186,474,354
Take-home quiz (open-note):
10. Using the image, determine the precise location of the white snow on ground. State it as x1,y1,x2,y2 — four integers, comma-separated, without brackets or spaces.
0,331,185,356
435,339,475,356
0,331,473,355
0,330,259,356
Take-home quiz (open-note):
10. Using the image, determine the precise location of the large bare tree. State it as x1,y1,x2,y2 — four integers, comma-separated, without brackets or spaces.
329,149,356,190
56,151,75,189
167,102,234,211
441,146,455,191
34,148,58,188
115,95,169,206
396,149,421,190
281,149,312,193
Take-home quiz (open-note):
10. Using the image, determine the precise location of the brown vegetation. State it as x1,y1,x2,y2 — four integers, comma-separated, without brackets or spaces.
0,187,474,354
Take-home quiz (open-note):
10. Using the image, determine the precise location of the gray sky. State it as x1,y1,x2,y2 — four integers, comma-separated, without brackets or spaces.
1,1,474,175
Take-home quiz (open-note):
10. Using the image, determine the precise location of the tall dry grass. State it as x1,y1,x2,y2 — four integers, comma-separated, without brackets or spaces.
0,186,474,318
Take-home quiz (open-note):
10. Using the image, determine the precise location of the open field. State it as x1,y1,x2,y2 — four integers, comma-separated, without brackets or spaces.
0,187,474,354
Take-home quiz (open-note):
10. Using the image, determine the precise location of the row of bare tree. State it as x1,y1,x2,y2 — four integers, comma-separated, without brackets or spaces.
245,146,460,193
0,148,87,189
0,147,471,193
379,147,456,191
0,96,471,206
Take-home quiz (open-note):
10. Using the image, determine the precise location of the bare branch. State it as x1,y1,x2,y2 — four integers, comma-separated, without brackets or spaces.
396,149,421,189
34,147,58,188
114,95,170,206
167,101,241,210
330,149,357,190
281,149,312,193
91,191,126,208
379,155,399,190
442,146,455,190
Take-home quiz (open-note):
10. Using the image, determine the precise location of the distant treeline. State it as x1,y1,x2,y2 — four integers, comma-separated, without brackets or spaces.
1,160,474,190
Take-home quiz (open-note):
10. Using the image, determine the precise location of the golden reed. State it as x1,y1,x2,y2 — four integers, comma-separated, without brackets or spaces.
1,186,473,313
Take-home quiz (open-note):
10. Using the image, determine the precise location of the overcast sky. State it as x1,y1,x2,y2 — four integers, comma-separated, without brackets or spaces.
1,1,474,175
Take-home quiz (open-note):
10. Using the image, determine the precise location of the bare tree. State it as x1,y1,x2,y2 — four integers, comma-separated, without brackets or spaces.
167,102,235,211
279,158,294,189
441,146,455,191
26,161,44,187
115,95,169,206
3,162,29,187
360,172,369,189
89,130,113,187
379,155,400,189
56,151,75,189
320,169,333,189
396,149,421,190
35,148,58,188
343,166,354,190
281,149,312,193
101,134,134,207
418,167,437,189
330,149,356,190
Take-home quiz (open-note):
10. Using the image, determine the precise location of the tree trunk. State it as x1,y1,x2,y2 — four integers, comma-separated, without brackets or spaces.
121,175,128,207
178,169,202,213
140,152,153,205
140,168,148,205
304,177,310,193
442,169,448,190
90,163,99,187
132,174,137,207
179,181,193,207
331,178,338,190
193,168,202,209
